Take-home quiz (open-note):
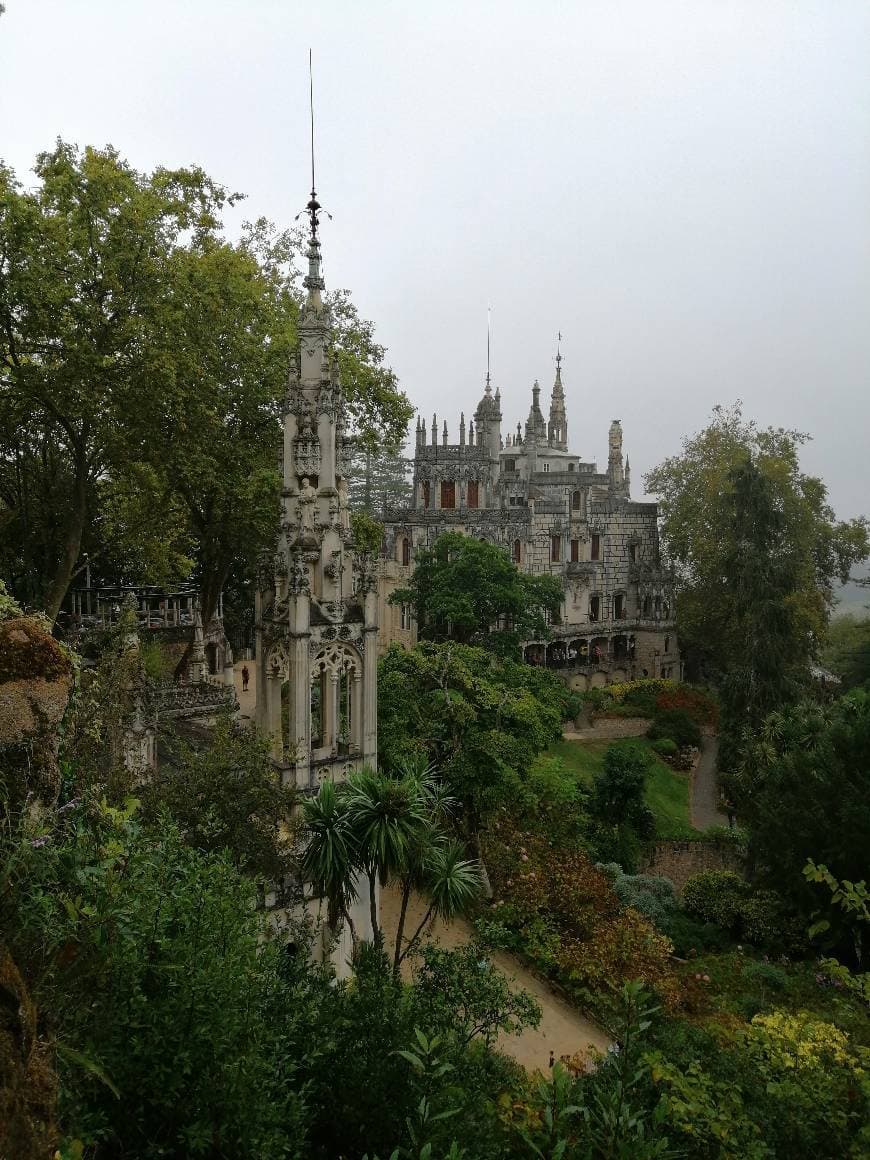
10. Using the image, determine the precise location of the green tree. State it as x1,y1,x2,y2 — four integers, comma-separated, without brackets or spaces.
391,532,563,656
300,766,482,973
140,719,298,880
378,641,577,840
734,691,870,934
589,743,655,839
0,143,412,627
0,143,234,619
820,613,870,689
413,944,541,1048
645,404,868,684
345,440,413,515
3,798,309,1157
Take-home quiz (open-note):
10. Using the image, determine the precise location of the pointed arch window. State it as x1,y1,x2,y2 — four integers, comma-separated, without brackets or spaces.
401,537,411,567
571,490,582,511
512,539,521,564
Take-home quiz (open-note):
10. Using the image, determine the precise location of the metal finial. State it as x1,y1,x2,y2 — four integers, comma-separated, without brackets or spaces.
295,50,332,242
556,330,563,371
486,305,492,390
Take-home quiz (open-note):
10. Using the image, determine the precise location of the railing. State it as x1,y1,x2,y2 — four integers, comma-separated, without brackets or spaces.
153,680,236,717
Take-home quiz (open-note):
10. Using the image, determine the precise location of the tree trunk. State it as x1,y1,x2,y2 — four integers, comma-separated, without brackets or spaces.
392,878,412,979
368,871,381,949
43,448,88,625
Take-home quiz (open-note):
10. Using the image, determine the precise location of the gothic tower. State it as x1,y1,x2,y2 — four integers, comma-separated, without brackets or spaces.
548,345,568,450
255,187,378,797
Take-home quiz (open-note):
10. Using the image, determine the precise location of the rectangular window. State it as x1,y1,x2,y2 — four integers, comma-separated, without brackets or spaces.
467,480,479,508
543,463,550,473
550,536,561,563
400,605,411,631
614,594,624,619
504,458,516,472
570,538,579,562
591,534,601,561
441,480,456,509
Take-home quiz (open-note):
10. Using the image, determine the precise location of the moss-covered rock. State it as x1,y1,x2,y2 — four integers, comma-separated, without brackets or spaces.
0,617,74,806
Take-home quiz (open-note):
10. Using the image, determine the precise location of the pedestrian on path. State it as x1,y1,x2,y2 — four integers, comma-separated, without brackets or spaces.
241,664,249,692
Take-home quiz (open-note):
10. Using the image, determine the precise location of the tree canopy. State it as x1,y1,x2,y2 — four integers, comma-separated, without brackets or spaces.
645,403,868,683
390,531,563,656
378,640,579,835
0,142,412,625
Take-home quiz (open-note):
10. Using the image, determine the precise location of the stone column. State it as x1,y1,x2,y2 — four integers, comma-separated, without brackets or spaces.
323,672,338,750
266,666,283,761
351,671,363,751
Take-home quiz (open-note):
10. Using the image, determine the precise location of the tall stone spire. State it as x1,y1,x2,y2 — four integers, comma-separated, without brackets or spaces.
525,380,547,443
608,419,626,496
548,336,568,450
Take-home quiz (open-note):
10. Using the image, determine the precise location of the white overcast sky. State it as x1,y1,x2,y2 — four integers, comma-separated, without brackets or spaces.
3,0,869,519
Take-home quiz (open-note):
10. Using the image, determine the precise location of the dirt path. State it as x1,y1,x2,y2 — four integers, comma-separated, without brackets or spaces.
380,884,610,1072
691,734,727,830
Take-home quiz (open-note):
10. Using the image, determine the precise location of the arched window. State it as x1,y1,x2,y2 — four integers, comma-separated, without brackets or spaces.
664,635,670,653
401,537,410,567
643,595,652,618
422,481,431,508
571,490,581,511
512,539,521,564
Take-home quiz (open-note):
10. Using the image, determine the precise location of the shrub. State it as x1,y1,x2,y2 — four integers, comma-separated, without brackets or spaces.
738,891,807,955
651,737,679,759
648,708,701,749
612,872,678,928
683,870,747,931
741,960,789,994
658,910,731,957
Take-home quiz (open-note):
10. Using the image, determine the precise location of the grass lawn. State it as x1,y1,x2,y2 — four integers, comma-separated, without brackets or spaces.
545,738,696,839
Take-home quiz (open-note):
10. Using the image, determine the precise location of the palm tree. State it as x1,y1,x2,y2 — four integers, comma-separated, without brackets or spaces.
343,766,429,947
395,839,482,972
299,779,359,950
390,755,457,979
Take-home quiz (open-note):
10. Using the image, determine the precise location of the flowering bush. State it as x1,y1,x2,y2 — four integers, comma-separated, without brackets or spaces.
655,685,719,727
482,813,679,1014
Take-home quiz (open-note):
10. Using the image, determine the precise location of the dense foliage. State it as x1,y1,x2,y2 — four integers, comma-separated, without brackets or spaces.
390,531,564,656
378,639,579,838
645,403,869,687
0,143,412,627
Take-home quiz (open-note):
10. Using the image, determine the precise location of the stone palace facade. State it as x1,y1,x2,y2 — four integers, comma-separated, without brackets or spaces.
378,354,681,689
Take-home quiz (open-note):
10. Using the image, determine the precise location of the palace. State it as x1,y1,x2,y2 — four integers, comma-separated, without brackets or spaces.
377,354,680,688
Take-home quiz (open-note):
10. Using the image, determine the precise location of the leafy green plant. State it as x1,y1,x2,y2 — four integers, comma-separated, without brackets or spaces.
682,870,747,931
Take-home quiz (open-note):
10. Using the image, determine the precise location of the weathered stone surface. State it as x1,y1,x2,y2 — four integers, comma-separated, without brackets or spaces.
381,380,681,682
0,617,74,806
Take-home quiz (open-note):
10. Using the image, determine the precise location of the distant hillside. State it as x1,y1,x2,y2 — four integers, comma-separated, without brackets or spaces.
832,564,870,619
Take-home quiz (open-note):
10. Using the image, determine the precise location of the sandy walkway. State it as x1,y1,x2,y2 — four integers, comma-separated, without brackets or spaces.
380,884,609,1072
233,659,257,722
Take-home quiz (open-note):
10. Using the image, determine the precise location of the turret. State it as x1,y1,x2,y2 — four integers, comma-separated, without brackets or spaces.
608,419,625,495
473,372,502,478
548,341,568,450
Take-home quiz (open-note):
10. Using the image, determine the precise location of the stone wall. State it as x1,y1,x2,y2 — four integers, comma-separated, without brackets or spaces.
640,839,744,895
